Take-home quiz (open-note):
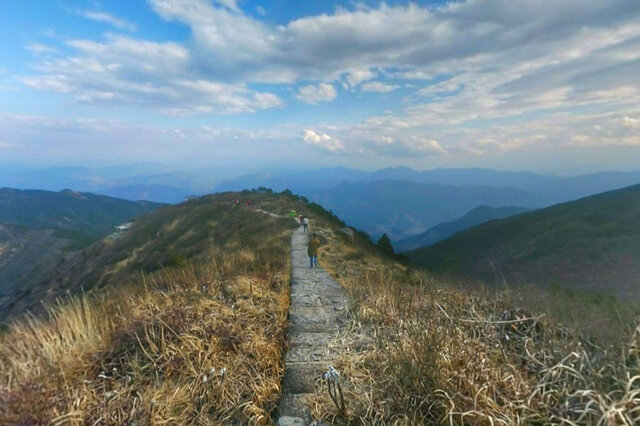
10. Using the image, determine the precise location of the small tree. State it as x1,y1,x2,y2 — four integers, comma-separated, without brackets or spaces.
377,233,395,255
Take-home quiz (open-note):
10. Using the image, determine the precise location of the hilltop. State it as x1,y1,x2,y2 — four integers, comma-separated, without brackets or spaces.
406,184,640,301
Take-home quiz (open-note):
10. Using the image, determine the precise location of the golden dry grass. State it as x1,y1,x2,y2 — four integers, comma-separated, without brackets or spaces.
0,188,303,425
313,229,640,425
0,249,290,425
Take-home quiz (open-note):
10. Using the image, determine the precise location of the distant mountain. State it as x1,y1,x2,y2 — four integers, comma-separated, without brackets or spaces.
97,184,195,203
215,166,640,197
214,166,371,192
0,188,164,316
395,205,532,252
0,188,164,240
0,164,219,203
406,184,640,301
305,180,536,240
214,167,640,239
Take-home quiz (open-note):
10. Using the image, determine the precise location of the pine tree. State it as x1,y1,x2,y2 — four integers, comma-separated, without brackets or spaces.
377,233,395,255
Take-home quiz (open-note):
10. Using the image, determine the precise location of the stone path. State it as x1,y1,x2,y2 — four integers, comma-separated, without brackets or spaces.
277,226,348,425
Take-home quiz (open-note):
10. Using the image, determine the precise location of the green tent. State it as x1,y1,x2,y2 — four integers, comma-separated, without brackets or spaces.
289,210,297,217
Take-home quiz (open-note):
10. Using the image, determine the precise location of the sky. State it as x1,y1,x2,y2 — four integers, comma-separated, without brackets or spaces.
0,0,639,174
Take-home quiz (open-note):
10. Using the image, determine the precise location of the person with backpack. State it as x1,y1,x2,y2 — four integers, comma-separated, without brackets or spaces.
308,233,320,268
302,216,310,232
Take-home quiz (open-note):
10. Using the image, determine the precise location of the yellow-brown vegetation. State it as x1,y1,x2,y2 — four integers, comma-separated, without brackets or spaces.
314,227,640,425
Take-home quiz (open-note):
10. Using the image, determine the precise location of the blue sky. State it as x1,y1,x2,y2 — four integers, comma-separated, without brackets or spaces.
1,0,639,174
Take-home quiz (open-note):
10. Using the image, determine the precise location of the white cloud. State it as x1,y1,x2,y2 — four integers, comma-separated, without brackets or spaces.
418,79,462,96
20,34,283,114
295,83,337,104
215,0,240,12
360,81,399,93
14,0,640,160
24,43,58,55
344,69,376,88
302,130,345,152
80,11,137,31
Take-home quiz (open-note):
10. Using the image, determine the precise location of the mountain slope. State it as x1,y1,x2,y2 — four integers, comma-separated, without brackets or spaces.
406,184,640,301
395,205,532,251
0,188,164,312
0,191,307,323
0,190,314,423
0,188,164,241
306,180,535,240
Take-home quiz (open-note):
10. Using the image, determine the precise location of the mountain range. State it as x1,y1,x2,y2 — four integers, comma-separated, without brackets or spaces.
406,184,640,302
395,205,532,252
3,165,640,241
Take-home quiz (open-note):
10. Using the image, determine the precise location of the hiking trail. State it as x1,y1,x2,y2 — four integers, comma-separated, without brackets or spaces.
277,226,348,425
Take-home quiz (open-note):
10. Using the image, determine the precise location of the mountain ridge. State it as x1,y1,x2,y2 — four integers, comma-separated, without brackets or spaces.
406,183,640,301
395,205,532,251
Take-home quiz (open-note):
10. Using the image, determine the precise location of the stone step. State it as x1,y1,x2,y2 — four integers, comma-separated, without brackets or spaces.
286,331,339,363
290,293,346,307
278,393,313,424
278,227,347,425
282,362,326,394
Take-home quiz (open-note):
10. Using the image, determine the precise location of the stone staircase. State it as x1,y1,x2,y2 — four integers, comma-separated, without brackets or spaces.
277,227,347,425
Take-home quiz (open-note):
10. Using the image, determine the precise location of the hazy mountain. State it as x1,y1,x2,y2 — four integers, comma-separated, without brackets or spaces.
395,205,532,252
96,184,196,203
0,188,164,240
406,184,640,301
305,180,535,240
215,167,640,239
214,166,371,192
0,164,218,203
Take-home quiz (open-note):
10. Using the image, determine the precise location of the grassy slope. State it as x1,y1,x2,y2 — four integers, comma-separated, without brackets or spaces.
0,188,165,320
312,218,639,424
395,205,531,251
406,184,640,301
0,190,328,424
0,190,351,424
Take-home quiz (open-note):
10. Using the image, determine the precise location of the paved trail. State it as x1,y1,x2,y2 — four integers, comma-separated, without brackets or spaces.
277,226,348,425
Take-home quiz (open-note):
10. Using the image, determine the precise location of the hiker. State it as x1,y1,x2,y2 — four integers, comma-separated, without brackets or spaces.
308,232,320,268
302,216,309,232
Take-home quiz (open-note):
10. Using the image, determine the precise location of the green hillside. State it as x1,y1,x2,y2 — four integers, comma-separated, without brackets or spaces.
406,184,640,301
0,188,164,316
0,188,164,244
395,205,531,251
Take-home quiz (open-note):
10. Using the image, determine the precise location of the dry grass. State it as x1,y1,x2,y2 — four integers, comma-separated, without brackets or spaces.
313,230,639,425
2,190,638,424
0,249,290,425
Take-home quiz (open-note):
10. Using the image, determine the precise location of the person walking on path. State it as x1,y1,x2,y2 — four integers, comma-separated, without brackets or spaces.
308,232,320,268
302,216,310,232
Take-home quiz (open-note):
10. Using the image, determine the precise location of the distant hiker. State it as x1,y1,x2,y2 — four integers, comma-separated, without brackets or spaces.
308,233,320,268
302,216,310,232
298,214,303,224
